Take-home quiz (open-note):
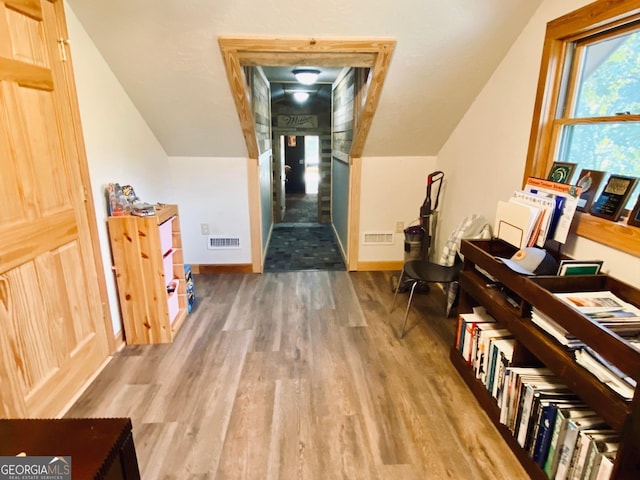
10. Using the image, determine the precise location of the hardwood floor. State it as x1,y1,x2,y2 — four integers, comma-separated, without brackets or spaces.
66,271,529,479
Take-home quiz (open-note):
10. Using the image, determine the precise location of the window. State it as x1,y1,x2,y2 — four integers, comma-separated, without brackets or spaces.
525,1,640,257
558,27,640,210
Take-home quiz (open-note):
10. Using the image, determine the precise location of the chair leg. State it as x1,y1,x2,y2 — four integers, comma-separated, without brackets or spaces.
400,281,419,339
389,267,406,313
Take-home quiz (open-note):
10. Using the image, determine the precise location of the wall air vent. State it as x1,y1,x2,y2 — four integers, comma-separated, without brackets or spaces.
362,232,394,245
208,236,241,249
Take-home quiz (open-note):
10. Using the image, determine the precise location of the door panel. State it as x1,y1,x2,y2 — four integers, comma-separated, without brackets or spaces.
0,0,110,417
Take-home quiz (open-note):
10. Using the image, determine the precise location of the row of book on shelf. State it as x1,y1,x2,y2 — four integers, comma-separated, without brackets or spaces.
455,307,626,480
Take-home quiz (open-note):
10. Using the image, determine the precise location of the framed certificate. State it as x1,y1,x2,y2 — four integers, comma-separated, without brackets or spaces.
590,174,639,221
547,161,577,184
575,169,605,212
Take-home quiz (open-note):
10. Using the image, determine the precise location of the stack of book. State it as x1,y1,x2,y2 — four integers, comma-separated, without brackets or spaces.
496,367,619,480
455,310,624,479
455,308,513,397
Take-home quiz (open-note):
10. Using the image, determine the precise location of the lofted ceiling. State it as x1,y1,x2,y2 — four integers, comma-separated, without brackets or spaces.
66,0,544,158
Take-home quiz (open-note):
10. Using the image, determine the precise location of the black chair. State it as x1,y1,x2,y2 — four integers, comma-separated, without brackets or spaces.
389,214,490,338
389,257,462,338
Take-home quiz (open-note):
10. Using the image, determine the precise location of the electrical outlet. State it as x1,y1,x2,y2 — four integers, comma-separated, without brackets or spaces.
396,221,404,233
200,223,209,235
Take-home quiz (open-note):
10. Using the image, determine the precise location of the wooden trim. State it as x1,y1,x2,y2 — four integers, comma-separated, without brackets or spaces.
238,52,377,68
247,157,263,273
524,0,640,258
347,157,362,271
218,37,397,274
574,212,640,257
357,260,403,271
351,43,395,157
218,45,259,158
197,264,254,274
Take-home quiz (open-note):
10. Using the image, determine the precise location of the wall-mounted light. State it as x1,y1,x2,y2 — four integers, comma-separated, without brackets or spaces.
292,68,320,85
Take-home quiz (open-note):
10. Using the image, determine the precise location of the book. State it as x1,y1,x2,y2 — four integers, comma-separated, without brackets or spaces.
473,323,507,378
594,451,616,480
582,439,618,480
479,329,512,387
527,393,578,458
530,398,583,468
544,407,596,478
531,307,585,349
574,347,636,400
490,338,515,401
554,291,640,316
501,368,554,433
554,414,607,480
568,429,617,480
515,380,568,448
524,177,582,244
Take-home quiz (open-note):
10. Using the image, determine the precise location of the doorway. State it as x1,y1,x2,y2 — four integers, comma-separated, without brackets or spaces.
283,135,320,223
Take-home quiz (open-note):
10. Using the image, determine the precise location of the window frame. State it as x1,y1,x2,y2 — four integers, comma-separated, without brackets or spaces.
524,0,640,257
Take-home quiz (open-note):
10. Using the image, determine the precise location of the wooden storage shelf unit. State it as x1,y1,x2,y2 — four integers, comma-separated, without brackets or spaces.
108,204,187,344
451,238,640,480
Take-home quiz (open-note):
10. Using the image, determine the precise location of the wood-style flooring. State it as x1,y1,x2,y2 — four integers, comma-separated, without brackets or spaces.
66,271,529,479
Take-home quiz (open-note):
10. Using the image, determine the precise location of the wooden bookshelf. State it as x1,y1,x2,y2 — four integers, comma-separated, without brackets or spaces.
107,204,187,344
451,238,640,480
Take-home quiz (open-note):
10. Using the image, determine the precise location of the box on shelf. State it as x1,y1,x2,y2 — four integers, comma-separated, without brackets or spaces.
162,248,175,287
167,279,180,324
159,216,174,255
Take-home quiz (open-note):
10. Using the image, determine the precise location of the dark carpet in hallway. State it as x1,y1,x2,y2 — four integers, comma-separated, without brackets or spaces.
264,193,345,272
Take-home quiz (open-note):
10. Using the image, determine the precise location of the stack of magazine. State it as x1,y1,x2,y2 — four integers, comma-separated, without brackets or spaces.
531,290,640,400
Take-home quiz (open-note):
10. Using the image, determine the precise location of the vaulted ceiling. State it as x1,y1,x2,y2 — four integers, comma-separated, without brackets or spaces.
66,0,544,158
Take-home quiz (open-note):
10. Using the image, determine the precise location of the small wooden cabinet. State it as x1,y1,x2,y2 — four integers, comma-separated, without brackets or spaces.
0,418,140,479
108,204,187,344
451,239,640,480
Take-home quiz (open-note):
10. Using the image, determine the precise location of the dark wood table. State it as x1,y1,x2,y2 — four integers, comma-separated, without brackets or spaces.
0,417,140,480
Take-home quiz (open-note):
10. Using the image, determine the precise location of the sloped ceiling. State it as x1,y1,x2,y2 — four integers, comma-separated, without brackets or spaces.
66,0,544,158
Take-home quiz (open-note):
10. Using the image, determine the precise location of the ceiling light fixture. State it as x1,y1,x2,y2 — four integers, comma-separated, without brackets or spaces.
292,68,320,85
293,91,310,102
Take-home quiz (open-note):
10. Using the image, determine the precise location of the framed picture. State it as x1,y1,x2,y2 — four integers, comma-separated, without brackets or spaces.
575,169,605,212
547,161,577,184
557,259,603,276
590,174,639,222
628,193,640,227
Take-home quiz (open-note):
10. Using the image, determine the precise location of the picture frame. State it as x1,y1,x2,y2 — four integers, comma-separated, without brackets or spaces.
575,169,605,212
547,161,577,184
628,193,640,228
557,259,603,276
590,174,639,222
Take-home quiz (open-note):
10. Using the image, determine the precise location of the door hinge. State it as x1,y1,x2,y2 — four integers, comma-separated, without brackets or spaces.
57,38,69,62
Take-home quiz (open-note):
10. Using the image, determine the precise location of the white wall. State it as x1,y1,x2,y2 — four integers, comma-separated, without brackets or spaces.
359,156,437,262
435,0,640,285
168,157,252,266
66,2,172,334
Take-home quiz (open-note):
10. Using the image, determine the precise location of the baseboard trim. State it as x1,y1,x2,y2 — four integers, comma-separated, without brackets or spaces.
196,264,254,274
113,329,126,351
357,261,403,271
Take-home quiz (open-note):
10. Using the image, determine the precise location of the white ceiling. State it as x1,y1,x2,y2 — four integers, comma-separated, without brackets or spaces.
66,0,544,158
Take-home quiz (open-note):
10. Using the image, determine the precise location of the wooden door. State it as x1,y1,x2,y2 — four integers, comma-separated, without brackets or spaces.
0,0,111,417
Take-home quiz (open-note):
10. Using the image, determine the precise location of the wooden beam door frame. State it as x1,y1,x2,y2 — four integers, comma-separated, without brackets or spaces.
218,37,395,272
